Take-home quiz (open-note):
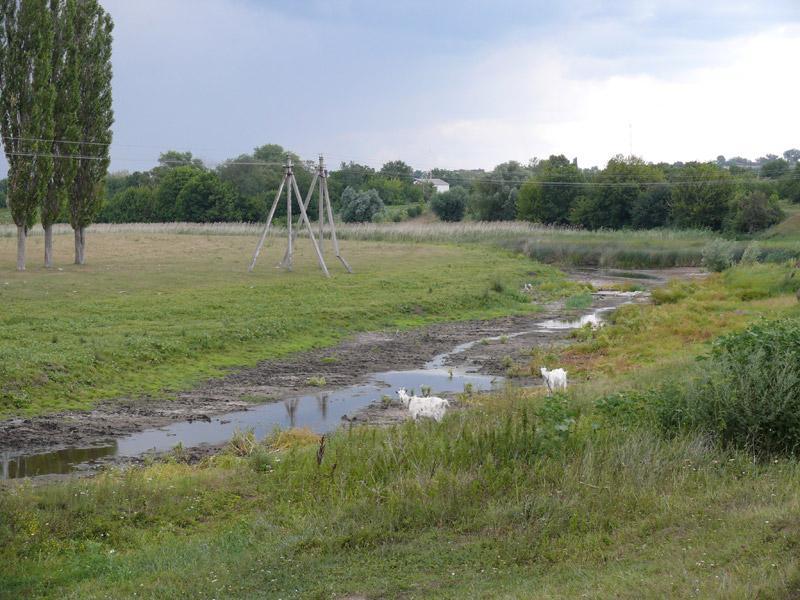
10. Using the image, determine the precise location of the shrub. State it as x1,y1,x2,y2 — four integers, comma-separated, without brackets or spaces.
728,191,784,234
431,187,467,222
340,187,384,223
702,239,736,272
650,319,800,455
739,241,763,265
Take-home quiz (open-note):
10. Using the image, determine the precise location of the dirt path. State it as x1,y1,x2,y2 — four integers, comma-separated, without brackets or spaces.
0,268,701,460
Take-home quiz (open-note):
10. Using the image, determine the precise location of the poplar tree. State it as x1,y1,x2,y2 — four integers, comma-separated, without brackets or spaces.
0,0,56,271
41,0,79,267
69,0,112,265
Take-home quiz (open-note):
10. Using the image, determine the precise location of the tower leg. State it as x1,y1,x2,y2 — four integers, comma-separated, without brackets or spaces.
324,175,352,273
249,175,287,272
290,176,330,277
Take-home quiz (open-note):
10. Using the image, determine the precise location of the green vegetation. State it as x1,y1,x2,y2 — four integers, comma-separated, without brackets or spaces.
430,186,467,222
3,261,800,598
0,233,578,417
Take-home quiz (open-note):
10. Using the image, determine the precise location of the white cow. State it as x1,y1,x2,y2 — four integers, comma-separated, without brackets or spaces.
540,367,568,394
396,388,449,422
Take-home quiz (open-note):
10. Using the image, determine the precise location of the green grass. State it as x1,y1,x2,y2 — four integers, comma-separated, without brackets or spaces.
3,262,800,598
0,233,580,417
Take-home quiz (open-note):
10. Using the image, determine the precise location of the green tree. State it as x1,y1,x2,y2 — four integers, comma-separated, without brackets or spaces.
379,160,413,180
631,184,671,229
175,172,239,222
670,162,733,230
470,161,532,221
99,186,156,223
570,156,664,229
0,177,7,207
431,186,467,222
42,0,79,267
340,186,383,223
516,155,582,224
728,191,784,234
760,158,789,179
155,165,203,221
778,164,800,204
0,0,56,270
69,0,113,264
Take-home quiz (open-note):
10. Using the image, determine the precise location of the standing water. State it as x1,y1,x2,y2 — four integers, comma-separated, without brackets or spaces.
1,303,624,479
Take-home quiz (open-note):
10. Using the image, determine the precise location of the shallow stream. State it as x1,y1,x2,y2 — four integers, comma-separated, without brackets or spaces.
1,301,626,479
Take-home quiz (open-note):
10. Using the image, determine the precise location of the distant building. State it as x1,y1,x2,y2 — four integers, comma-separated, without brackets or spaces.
414,178,450,193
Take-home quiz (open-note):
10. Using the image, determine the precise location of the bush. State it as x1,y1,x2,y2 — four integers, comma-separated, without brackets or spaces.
431,187,467,222
650,319,800,455
702,239,736,272
340,187,384,223
739,241,763,265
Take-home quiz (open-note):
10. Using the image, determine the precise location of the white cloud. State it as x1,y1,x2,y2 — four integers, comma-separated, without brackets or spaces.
347,25,800,170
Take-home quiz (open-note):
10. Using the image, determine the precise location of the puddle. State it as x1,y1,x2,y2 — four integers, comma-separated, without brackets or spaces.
0,304,626,480
1,367,498,480
537,306,617,331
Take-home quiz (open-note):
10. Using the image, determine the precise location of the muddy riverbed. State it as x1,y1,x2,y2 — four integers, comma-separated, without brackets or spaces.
0,268,702,479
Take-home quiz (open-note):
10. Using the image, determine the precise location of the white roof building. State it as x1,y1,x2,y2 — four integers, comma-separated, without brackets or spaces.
415,178,450,193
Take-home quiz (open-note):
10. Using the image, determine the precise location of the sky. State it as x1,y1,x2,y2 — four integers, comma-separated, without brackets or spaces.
3,0,800,177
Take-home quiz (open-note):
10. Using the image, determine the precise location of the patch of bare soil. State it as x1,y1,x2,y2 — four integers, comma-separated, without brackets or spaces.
0,268,702,463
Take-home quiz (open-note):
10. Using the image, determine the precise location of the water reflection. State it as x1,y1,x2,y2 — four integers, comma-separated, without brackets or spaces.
2,444,117,479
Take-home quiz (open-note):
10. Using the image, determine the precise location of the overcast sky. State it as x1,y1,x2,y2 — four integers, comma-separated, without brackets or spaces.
3,0,800,177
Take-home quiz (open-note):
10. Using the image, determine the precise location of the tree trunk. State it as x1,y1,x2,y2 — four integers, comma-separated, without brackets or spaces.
44,224,54,268
16,226,26,272
73,227,86,265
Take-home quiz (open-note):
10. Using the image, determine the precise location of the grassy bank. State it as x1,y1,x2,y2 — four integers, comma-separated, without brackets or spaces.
2,262,800,598
0,233,579,417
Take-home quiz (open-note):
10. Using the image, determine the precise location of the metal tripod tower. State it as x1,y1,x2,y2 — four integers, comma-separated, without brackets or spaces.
248,155,351,275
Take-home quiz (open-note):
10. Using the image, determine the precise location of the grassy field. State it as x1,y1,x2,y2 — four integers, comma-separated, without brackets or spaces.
0,232,580,417
2,261,800,598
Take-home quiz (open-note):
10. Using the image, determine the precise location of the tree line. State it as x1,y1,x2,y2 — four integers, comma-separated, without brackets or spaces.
0,0,113,270
96,149,429,225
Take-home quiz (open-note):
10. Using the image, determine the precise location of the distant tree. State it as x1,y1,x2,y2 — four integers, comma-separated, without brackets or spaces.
631,184,671,229
0,178,6,208
42,0,80,268
69,0,113,264
516,155,582,224
99,186,156,223
157,150,204,170
379,160,413,180
783,149,800,164
470,161,532,221
0,0,56,270
340,187,383,223
670,162,733,230
216,144,310,221
364,175,422,205
104,170,153,201
728,190,784,234
155,165,203,221
760,158,789,179
779,163,800,204
570,156,664,229
431,186,467,222
175,172,240,222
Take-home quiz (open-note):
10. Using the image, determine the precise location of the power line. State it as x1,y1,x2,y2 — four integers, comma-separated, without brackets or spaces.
3,146,800,188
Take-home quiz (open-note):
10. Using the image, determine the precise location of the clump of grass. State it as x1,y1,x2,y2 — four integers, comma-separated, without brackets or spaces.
651,280,697,305
266,427,321,450
564,292,593,310
227,428,257,457
321,356,337,364
307,376,327,387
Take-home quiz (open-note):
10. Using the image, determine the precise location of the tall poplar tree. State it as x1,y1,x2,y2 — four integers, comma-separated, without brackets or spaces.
41,0,79,267
69,0,112,265
0,0,56,271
